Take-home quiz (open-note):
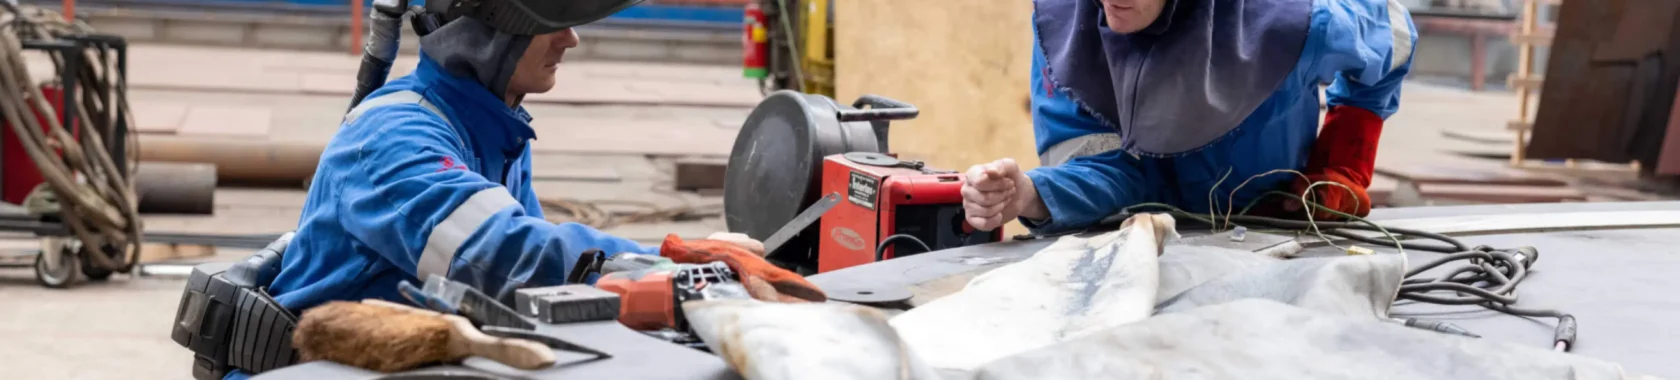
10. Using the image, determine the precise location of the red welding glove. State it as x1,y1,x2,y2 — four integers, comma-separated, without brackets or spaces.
1285,105,1381,220
659,234,828,303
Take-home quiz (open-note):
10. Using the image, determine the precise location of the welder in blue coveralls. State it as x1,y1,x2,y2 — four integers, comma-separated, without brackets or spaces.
249,3,786,375
961,0,1418,234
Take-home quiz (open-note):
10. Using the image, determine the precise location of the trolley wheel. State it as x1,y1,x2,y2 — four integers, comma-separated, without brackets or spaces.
34,247,79,289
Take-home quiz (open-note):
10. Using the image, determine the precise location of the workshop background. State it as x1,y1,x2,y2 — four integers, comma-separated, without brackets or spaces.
3,0,1679,378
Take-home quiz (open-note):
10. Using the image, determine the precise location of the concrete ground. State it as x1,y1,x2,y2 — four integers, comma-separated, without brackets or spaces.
0,44,1663,378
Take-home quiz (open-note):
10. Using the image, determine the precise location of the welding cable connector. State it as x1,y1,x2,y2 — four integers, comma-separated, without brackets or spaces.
1394,318,1480,338
1554,315,1577,352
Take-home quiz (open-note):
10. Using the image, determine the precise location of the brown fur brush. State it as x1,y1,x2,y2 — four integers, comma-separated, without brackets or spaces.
292,300,556,372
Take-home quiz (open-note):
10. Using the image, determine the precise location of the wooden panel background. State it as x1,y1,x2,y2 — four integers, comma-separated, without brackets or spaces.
834,0,1039,235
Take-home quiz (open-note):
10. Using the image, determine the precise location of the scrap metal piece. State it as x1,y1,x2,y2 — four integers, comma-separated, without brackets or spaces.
759,193,842,258
1526,0,1680,168
516,285,621,324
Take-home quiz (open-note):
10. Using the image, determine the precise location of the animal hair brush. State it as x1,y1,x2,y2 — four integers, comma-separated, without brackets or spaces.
292,299,557,372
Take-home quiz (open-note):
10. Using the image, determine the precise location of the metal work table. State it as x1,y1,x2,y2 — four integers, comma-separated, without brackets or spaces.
264,201,1680,379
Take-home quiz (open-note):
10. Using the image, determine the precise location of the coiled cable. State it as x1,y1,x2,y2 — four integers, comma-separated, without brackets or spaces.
0,5,143,274
1120,205,1578,351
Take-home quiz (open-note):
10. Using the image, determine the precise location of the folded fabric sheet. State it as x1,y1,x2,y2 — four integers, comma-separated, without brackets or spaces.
887,214,1178,373
964,299,1647,380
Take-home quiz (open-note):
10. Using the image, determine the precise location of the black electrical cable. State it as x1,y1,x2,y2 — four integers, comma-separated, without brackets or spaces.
876,234,931,262
1118,206,1578,351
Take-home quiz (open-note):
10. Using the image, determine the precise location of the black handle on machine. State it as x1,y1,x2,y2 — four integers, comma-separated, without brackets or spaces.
840,94,919,154
347,0,412,111
839,94,920,122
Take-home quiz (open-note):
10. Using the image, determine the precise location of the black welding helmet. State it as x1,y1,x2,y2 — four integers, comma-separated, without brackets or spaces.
417,0,642,102
423,0,645,35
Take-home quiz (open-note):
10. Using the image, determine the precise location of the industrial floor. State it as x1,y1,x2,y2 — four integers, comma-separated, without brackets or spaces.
0,44,1670,379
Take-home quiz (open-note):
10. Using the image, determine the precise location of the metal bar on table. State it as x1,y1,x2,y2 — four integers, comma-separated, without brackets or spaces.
143,232,287,249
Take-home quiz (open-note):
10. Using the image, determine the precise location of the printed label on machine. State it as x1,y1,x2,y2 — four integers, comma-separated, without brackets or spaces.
848,172,878,210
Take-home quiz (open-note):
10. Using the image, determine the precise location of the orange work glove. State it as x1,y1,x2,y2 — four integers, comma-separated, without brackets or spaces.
659,234,827,303
1286,105,1380,220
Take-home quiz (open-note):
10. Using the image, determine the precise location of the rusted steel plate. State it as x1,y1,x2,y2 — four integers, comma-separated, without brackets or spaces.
1526,0,1680,167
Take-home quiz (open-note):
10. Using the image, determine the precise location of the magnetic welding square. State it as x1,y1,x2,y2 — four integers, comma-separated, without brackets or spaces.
515,285,621,324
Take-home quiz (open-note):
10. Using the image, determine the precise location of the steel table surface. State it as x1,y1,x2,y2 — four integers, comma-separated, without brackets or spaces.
264,201,1680,379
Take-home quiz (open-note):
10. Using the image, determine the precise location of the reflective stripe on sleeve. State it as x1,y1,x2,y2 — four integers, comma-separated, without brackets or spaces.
417,187,520,280
1387,0,1414,73
1040,132,1124,166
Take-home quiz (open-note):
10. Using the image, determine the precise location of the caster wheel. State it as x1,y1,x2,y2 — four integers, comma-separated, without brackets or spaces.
34,248,79,289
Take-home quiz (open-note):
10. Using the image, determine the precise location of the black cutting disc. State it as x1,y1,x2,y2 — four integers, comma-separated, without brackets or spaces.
725,92,823,241
725,91,884,244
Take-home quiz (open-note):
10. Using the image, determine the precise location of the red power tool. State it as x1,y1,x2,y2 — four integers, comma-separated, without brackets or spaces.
592,260,746,332
721,91,1004,276
816,152,1002,273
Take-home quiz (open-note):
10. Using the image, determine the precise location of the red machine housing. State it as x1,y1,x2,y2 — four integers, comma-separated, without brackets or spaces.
816,154,1004,273
1,84,78,205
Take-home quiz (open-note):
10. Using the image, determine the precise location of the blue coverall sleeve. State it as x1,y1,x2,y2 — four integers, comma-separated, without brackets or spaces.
1021,38,1147,234
1313,0,1418,119
336,105,656,302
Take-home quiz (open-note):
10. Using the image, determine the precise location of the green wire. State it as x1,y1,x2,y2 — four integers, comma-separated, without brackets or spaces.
1121,190,1406,254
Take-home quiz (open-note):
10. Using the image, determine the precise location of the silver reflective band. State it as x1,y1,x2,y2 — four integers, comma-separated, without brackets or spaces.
343,90,447,125
418,187,521,280
1388,0,1415,73
1040,133,1124,166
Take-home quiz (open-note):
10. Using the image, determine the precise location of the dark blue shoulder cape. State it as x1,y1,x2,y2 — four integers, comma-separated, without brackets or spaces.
1034,0,1313,156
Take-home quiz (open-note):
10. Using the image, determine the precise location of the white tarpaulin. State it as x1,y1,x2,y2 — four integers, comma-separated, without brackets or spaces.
887,214,1178,373
963,299,1645,380
683,214,1654,380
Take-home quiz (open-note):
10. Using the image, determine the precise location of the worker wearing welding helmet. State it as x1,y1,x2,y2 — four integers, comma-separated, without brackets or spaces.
262,0,775,340
961,0,1417,234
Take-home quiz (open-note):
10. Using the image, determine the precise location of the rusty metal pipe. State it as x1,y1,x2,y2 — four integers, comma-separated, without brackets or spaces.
138,136,323,186
134,162,217,214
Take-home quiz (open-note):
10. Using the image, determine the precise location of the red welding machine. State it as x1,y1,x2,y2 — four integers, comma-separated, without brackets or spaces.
818,152,1000,272
721,91,1003,276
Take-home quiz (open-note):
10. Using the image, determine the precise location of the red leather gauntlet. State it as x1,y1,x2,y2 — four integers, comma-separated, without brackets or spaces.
659,235,827,303
1291,105,1383,220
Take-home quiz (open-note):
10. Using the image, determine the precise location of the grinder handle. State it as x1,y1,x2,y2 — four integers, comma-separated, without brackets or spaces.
839,94,920,122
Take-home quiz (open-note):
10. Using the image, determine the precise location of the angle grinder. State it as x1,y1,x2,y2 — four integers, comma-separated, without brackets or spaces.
722,91,1002,276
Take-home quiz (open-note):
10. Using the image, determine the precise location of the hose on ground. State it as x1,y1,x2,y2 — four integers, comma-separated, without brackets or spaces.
0,5,143,273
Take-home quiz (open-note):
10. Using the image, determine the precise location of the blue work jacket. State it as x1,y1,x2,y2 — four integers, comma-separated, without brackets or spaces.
266,55,656,315
1023,0,1418,234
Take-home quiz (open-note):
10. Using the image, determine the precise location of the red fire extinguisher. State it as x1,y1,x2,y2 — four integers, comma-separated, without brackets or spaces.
743,1,769,79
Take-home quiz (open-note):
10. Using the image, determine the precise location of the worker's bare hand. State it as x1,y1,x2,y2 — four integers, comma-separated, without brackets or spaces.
706,232,766,257
961,158,1037,231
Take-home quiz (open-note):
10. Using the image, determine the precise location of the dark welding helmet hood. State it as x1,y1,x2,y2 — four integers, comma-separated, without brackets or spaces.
424,0,645,35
